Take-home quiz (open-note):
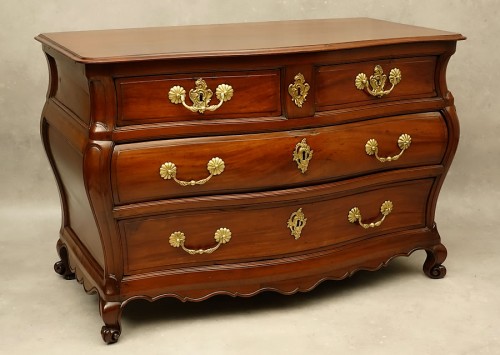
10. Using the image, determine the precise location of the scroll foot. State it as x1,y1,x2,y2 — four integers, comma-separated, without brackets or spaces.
54,240,75,280
99,298,122,344
423,243,447,279
101,325,121,344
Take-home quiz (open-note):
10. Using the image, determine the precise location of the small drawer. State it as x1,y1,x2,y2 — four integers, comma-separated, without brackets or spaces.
116,70,281,125
316,57,437,110
112,112,447,204
121,179,434,274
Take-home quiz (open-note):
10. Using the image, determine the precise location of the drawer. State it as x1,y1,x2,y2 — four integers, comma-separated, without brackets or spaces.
316,57,437,110
112,112,447,204
116,70,281,125
121,179,434,274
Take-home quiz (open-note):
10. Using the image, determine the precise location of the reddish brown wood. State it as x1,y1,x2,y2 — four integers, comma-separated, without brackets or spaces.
36,18,463,343
284,65,315,118
120,226,443,301
54,239,75,280
423,242,448,279
112,113,447,204
113,166,444,219
316,56,437,110
35,18,464,63
117,70,281,124
99,299,122,344
122,179,433,274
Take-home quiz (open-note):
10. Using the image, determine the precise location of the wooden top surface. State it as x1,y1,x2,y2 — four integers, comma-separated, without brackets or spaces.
36,18,464,63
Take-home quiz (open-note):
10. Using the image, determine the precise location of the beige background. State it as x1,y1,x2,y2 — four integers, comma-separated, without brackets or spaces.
1,0,498,353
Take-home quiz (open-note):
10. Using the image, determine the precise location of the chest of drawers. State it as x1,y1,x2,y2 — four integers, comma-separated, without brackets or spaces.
36,18,464,343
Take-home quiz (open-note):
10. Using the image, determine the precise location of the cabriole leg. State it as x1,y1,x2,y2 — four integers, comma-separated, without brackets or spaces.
423,243,447,279
99,298,122,344
54,239,75,280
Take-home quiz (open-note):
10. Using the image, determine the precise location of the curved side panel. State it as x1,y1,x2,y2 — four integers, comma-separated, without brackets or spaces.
43,52,58,99
45,124,105,268
84,142,122,300
434,41,458,103
84,73,123,300
40,52,108,295
425,42,461,227
41,118,68,231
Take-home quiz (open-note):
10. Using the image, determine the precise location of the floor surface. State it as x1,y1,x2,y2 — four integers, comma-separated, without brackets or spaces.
1,1,498,353
1,192,498,354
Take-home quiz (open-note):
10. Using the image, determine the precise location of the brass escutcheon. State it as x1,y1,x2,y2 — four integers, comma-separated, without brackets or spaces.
287,208,307,240
293,138,313,174
288,73,310,108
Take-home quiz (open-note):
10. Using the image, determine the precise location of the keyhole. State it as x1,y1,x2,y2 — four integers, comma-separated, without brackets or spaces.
301,149,309,161
297,87,301,97
295,220,303,228
199,93,204,102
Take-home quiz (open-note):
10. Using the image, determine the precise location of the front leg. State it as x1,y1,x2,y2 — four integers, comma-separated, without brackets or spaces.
99,298,122,344
423,243,447,279
54,239,75,280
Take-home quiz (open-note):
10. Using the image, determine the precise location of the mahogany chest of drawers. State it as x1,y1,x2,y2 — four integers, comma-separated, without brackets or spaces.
36,18,464,343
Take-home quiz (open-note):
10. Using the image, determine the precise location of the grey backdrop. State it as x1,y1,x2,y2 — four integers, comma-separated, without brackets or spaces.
1,0,498,353
1,0,498,215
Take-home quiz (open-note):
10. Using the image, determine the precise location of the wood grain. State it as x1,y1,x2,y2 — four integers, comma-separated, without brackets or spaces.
316,56,437,109
38,18,463,343
122,179,433,274
116,70,281,124
35,18,464,63
112,113,447,204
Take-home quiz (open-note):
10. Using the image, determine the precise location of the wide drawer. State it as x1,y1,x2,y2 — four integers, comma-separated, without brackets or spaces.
116,69,281,125
316,56,437,110
112,112,447,204
121,178,434,274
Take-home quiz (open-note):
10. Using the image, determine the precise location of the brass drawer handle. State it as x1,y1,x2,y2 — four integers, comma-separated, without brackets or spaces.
355,65,402,98
169,228,232,255
293,138,313,173
287,208,307,240
160,157,225,186
168,78,233,114
365,134,411,162
348,201,393,229
288,73,310,108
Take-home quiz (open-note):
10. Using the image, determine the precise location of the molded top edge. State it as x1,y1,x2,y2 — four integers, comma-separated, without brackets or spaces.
35,18,465,63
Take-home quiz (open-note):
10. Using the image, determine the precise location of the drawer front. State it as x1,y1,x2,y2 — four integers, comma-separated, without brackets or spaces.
112,112,447,204
121,179,434,274
116,70,281,125
316,57,437,110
